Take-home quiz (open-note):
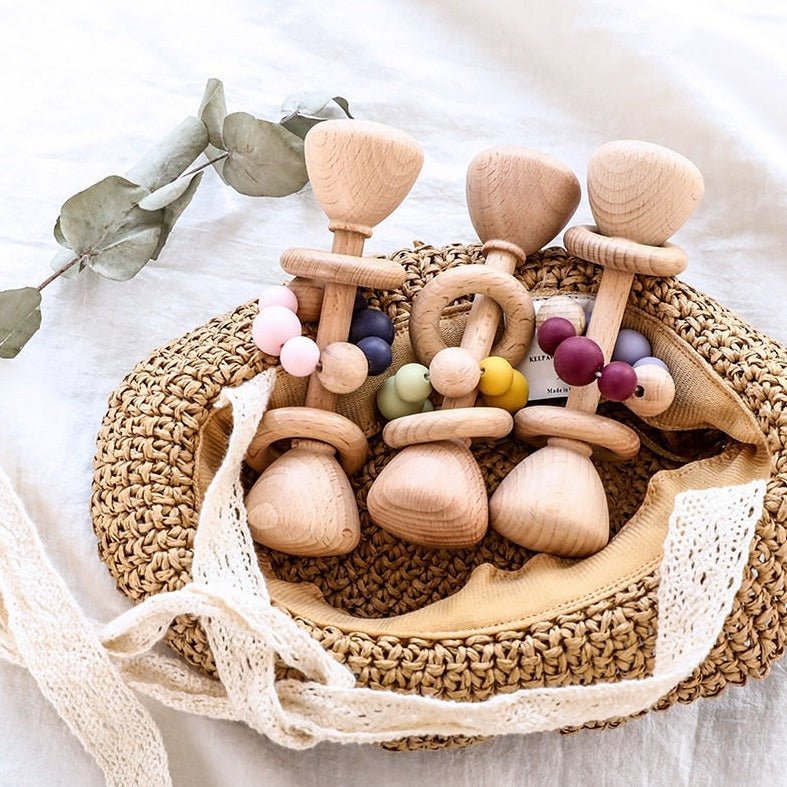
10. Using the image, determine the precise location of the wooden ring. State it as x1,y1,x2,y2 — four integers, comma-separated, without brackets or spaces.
514,405,640,459
245,407,369,474
564,225,687,277
382,407,513,448
409,264,535,364
281,247,406,290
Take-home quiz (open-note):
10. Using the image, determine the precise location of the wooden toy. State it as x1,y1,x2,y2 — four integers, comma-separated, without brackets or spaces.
244,120,423,556
490,140,703,558
366,147,580,548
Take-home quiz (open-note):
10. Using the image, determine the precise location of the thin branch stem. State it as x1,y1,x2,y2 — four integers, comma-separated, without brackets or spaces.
37,255,85,291
181,152,228,179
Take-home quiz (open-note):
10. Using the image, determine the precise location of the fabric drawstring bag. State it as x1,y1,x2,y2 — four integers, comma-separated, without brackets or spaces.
2,244,784,786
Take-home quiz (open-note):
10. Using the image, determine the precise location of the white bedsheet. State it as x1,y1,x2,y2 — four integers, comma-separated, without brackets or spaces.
1,1,786,784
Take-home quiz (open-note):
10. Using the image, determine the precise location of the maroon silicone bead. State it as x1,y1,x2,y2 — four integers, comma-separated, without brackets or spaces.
537,317,577,356
597,361,638,401
553,336,605,386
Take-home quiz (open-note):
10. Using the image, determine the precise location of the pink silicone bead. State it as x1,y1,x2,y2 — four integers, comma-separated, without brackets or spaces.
252,305,302,356
279,336,320,377
258,284,299,313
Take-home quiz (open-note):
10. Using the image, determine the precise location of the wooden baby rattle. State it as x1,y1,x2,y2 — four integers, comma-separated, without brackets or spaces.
490,140,704,557
366,147,580,548
244,120,423,556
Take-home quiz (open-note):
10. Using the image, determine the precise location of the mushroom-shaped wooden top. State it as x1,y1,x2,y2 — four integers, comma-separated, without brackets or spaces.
467,147,581,256
305,119,424,238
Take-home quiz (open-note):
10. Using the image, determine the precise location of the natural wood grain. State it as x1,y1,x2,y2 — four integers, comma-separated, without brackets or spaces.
382,407,513,449
246,448,360,557
287,277,323,322
490,443,609,557
515,405,640,459
281,247,407,290
366,440,489,548
624,363,676,417
245,406,369,474
410,264,534,366
588,140,704,246
535,295,587,335
317,342,369,395
427,347,480,398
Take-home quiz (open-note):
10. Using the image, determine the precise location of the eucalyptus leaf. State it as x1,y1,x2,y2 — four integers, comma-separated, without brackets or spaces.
150,171,203,260
53,217,69,248
198,78,229,182
280,93,353,139
0,287,42,359
58,175,165,281
222,112,308,197
50,246,84,279
126,116,208,191
139,172,200,211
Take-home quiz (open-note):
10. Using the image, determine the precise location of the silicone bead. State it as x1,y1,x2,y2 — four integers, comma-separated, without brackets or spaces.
421,399,434,412
535,296,586,335
358,336,393,376
479,356,514,396
317,342,368,394
537,317,576,356
279,335,320,377
428,347,480,398
597,361,638,401
633,356,669,372
377,377,423,420
483,369,529,413
349,308,395,345
553,336,605,386
258,284,299,313
612,328,651,366
394,363,432,403
251,306,302,356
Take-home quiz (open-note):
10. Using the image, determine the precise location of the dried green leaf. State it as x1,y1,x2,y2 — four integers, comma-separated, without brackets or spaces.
58,175,164,281
53,217,69,248
126,116,208,191
198,78,227,149
150,171,203,260
139,172,199,211
280,93,353,139
222,112,308,197
50,247,84,279
0,287,42,359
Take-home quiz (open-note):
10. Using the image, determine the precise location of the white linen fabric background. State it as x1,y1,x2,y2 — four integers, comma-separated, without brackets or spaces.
0,0,785,785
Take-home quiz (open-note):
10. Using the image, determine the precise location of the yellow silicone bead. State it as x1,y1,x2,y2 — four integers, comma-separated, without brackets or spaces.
478,356,514,396
483,370,529,413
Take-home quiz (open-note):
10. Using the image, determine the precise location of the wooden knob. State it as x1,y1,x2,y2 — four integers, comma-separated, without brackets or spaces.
317,342,368,394
305,120,424,237
588,140,704,246
428,347,480,398
624,363,676,417
466,147,580,255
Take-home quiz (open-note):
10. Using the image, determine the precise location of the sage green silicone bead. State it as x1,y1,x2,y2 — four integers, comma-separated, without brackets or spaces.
394,363,432,403
377,377,423,420
421,398,434,412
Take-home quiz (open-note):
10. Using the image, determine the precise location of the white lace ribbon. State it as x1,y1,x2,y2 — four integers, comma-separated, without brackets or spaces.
0,370,766,786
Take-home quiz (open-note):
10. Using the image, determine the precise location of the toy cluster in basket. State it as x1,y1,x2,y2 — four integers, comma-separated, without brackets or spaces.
244,120,703,561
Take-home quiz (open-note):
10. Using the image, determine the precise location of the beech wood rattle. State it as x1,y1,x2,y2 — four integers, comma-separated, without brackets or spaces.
366,147,580,548
244,120,423,556
490,140,704,558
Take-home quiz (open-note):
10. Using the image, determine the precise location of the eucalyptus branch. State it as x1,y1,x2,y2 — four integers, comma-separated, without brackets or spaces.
37,255,84,291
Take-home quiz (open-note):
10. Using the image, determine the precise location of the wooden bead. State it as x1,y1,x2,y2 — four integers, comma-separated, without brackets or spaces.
535,296,586,335
624,363,675,417
287,277,323,322
428,347,480,398
317,342,368,394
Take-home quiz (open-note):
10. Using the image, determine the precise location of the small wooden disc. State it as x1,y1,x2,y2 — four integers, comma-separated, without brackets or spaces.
410,264,535,365
245,406,368,474
318,342,369,394
382,406,513,448
514,405,640,459
624,363,676,417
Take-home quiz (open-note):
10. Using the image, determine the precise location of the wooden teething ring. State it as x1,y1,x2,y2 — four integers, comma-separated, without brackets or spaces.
246,407,369,474
514,406,639,459
383,407,513,449
410,264,535,365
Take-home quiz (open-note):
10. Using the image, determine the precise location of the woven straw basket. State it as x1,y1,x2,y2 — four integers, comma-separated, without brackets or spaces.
91,243,786,750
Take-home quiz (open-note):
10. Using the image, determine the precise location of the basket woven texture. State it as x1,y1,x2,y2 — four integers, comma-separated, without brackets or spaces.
91,244,787,750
